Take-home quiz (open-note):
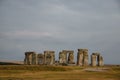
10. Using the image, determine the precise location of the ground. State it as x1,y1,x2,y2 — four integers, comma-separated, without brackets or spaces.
0,65,120,80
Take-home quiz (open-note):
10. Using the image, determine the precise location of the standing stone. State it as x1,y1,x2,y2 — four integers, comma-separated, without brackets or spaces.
62,50,68,63
91,53,104,66
83,50,89,66
98,55,104,66
59,50,74,64
32,52,37,65
59,52,66,64
44,51,55,65
24,52,32,65
77,49,83,66
37,53,44,65
59,52,62,63
100,56,104,66
24,53,28,64
91,53,97,66
68,51,74,64
24,52,37,65
77,49,88,66
97,54,101,66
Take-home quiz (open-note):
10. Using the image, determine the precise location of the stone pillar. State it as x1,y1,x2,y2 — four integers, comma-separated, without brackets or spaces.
91,53,104,67
98,55,104,66
24,52,37,65
44,51,55,65
59,50,74,64
59,52,64,63
77,49,88,66
62,50,68,63
24,53,27,64
101,56,104,66
83,49,89,66
37,53,44,65
68,51,74,64
59,51,67,64
24,52,33,65
32,52,37,65
59,50,75,64
77,49,83,66
91,53,97,66
97,54,101,66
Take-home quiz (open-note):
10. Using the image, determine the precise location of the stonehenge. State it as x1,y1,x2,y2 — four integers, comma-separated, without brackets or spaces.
24,49,104,66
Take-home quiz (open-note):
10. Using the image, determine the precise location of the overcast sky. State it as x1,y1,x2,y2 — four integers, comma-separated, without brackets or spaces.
0,0,120,64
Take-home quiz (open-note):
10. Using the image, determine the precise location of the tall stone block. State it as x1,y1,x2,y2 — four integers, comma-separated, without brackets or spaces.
32,53,37,65
24,52,31,65
37,53,44,65
77,49,88,66
44,51,55,65
91,53,104,66
24,52,37,65
59,50,74,64
83,50,89,66
62,50,67,63
101,56,104,66
91,54,97,66
98,55,104,66
59,52,67,63
68,52,74,64
24,53,28,64
77,50,83,66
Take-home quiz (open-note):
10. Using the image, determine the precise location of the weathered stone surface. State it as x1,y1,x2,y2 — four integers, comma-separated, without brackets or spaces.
83,50,89,66
32,53,37,65
44,51,55,65
59,50,74,64
24,52,30,65
68,52,74,64
77,50,83,66
101,56,104,66
59,52,67,63
98,55,104,66
91,54,97,66
91,53,104,66
37,53,44,64
24,51,55,65
77,49,88,66
24,52,37,65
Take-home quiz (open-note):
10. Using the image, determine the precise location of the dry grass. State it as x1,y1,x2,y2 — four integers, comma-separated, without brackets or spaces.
0,65,119,80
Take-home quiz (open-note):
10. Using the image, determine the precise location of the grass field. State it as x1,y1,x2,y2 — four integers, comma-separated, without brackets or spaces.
0,65,120,80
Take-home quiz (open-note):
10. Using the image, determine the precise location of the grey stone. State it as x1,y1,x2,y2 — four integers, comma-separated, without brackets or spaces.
24,52,37,65
44,51,55,65
91,53,104,66
37,53,44,65
77,49,88,66
59,50,74,64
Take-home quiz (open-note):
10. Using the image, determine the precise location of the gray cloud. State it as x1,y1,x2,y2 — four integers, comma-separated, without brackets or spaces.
0,0,120,64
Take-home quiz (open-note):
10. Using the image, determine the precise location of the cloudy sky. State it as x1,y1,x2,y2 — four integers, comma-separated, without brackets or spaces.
0,0,120,64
